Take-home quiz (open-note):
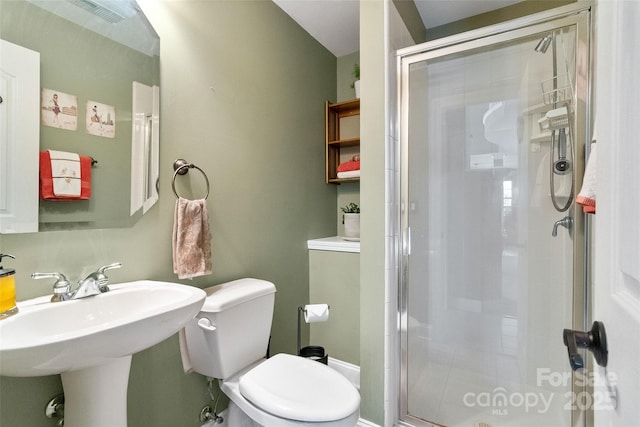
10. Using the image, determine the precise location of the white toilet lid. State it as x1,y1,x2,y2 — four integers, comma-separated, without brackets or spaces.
239,353,360,422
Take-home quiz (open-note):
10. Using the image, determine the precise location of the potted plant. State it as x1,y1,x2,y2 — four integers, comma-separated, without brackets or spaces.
351,63,360,99
341,202,360,240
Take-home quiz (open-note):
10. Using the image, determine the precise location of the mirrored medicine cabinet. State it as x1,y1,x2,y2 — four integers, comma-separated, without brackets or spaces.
0,0,160,233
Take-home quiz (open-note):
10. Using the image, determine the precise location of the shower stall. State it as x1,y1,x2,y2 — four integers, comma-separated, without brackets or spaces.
397,4,592,427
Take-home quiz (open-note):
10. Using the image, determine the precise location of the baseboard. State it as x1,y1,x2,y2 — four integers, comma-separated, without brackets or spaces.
357,418,381,427
327,356,360,389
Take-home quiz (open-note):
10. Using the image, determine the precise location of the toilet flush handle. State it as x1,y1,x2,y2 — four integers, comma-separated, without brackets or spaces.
197,318,217,332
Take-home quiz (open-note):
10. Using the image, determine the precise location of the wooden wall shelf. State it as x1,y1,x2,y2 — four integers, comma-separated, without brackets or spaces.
325,99,360,184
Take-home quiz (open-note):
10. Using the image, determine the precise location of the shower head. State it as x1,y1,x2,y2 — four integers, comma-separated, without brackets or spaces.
535,33,553,53
538,106,569,132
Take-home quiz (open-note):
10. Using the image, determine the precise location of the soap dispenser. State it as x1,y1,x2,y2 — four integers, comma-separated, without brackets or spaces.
0,254,18,319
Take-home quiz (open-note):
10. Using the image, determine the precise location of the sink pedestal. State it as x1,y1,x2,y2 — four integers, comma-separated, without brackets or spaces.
61,356,132,427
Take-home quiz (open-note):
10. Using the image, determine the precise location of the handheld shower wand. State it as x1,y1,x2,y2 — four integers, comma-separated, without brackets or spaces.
548,117,574,212
538,104,574,212
538,106,572,175
554,128,571,174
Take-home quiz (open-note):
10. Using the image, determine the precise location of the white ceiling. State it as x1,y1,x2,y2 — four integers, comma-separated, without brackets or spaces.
273,0,521,57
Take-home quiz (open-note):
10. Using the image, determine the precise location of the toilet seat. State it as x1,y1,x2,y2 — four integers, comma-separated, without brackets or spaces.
239,353,360,422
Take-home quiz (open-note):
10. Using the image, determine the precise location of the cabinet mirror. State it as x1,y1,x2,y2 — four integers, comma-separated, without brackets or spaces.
0,0,160,233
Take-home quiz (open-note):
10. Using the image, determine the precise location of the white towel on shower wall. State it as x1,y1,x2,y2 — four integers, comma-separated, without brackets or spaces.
577,142,596,214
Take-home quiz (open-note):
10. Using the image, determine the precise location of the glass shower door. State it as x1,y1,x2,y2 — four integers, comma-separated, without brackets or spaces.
399,11,590,427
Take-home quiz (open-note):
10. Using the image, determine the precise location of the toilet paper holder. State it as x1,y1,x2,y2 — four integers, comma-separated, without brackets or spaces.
297,305,330,365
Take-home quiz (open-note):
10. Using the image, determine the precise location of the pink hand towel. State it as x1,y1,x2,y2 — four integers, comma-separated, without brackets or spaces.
172,197,212,279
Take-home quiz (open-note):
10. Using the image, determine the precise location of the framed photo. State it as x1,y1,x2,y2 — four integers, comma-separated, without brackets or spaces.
86,100,116,138
41,88,77,130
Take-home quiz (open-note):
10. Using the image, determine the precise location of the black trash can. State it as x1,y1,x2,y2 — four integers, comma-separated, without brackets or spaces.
298,345,328,365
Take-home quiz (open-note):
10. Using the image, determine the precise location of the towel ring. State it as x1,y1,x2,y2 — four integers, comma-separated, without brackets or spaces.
172,159,210,200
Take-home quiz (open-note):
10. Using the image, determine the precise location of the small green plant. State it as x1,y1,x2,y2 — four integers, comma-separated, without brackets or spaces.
350,63,360,88
341,202,360,214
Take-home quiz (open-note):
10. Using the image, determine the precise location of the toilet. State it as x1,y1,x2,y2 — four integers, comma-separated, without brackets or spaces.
183,278,361,427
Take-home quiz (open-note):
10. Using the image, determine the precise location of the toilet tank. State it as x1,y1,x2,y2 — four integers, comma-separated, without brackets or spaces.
184,278,276,379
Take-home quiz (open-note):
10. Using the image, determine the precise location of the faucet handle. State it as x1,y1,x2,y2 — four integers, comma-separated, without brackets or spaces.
32,272,72,302
97,262,122,274
94,262,122,293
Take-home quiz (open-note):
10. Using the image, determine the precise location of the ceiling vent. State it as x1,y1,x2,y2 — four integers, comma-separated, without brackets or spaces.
66,0,129,23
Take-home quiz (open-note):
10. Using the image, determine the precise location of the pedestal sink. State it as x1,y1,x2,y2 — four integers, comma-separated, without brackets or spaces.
0,280,206,427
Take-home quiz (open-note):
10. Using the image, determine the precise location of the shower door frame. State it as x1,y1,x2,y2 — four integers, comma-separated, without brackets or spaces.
396,3,593,426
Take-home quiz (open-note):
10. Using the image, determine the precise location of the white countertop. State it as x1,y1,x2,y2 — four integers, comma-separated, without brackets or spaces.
307,236,360,253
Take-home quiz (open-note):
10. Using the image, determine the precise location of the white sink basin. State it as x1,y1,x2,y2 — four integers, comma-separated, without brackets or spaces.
0,280,205,427
0,280,205,376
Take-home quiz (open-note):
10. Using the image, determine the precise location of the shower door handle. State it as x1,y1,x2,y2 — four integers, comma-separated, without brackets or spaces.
403,227,411,255
562,321,608,371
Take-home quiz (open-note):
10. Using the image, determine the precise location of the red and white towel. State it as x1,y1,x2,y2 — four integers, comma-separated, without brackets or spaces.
337,159,360,179
39,150,92,201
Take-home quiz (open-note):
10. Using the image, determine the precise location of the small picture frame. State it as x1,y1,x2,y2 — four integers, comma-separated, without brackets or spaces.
41,88,77,130
86,100,116,138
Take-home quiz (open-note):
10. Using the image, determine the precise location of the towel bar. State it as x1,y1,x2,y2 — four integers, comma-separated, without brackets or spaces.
172,158,210,200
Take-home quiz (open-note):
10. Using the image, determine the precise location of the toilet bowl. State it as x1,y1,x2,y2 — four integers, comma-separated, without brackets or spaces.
182,279,360,427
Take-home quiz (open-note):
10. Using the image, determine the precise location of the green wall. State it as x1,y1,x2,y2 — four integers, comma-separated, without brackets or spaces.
0,0,336,426
309,250,360,365
337,52,360,102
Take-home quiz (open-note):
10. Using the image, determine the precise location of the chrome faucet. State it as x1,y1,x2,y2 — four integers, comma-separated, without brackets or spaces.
552,216,573,237
75,262,122,298
32,262,122,302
